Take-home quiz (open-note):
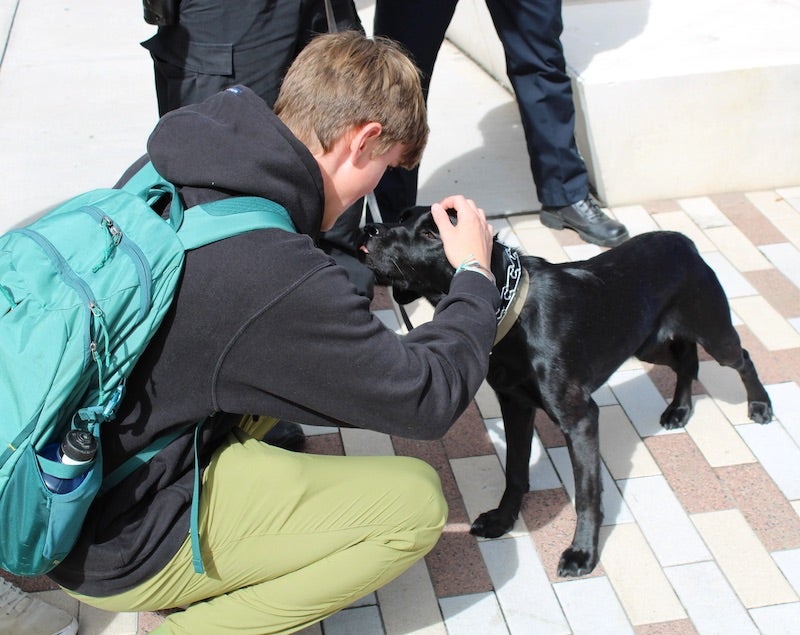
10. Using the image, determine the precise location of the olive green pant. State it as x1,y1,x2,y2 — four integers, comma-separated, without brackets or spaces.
68,417,447,634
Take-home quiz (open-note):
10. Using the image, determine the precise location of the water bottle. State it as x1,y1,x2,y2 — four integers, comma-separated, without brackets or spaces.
41,430,97,494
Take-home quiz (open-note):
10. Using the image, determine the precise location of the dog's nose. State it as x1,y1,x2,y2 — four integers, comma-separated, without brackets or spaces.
364,224,380,237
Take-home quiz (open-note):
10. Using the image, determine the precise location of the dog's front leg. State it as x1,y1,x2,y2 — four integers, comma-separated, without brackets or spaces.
470,395,535,539
558,401,602,577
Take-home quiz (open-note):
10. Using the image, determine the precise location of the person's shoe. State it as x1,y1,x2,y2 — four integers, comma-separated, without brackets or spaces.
0,577,78,635
540,196,629,247
262,420,306,452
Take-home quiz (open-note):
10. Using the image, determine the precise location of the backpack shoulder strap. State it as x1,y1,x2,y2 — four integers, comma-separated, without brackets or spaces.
177,197,297,250
119,162,297,247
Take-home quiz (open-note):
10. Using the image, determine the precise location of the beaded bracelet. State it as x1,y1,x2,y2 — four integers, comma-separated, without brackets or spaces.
455,255,496,284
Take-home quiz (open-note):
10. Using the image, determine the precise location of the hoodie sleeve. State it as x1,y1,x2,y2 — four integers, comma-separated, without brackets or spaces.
214,246,500,440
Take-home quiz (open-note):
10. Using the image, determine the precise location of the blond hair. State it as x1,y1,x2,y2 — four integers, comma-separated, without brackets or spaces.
274,30,428,169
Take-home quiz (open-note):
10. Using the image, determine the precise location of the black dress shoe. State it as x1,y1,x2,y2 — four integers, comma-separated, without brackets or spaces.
263,420,306,452
540,196,629,247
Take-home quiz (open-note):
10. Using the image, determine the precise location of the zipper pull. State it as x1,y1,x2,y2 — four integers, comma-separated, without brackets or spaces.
93,217,122,272
101,215,123,245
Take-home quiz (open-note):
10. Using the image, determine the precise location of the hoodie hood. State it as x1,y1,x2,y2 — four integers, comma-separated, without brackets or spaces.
147,85,324,239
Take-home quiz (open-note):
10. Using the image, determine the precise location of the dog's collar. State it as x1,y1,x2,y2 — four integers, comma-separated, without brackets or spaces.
494,246,529,345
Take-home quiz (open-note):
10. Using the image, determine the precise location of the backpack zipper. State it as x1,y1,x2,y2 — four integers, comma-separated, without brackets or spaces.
80,205,153,321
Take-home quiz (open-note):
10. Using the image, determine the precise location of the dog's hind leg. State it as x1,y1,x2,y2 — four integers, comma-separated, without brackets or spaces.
681,266,773,424
699,322,773,424
470,394,535,539
737,348,773,423
660,339,699,429
709,343,773,424
556,397,602,577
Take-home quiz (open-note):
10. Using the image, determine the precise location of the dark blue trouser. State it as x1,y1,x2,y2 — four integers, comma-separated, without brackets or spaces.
374,0,589,219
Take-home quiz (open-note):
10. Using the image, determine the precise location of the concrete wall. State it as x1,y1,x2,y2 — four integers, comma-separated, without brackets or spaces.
447,0,800,205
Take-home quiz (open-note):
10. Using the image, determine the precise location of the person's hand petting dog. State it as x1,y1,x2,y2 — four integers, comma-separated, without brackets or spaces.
432,196,494,278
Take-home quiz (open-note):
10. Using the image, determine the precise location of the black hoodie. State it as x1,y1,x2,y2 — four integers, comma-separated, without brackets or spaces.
50,86,499,596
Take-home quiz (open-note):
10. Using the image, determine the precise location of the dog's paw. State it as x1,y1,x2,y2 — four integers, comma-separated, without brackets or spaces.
659,404,691,430
557,546,597,578
749,401,773,424
470,510,515,539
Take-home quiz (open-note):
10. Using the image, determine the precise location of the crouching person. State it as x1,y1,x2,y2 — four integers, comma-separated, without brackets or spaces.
48,31,499,634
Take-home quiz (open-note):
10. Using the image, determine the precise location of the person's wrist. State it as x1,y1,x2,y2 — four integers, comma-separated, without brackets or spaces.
455,255,495,284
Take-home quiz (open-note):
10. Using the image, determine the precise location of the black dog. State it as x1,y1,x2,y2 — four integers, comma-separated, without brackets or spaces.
360,206,773,577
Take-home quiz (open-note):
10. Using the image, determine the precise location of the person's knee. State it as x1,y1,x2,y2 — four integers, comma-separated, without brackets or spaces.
393,457,448,545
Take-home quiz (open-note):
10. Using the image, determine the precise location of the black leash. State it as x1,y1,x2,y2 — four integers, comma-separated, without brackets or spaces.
398,304,414,332
484,209,539,220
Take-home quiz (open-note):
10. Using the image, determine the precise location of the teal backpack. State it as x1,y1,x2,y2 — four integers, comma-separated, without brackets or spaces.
0,162,296,576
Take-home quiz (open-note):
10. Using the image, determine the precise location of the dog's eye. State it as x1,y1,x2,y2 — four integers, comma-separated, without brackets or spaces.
421,230,437,240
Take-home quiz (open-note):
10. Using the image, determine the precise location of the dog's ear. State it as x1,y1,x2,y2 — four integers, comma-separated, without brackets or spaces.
427,208,457,233
392,287,421,305
398,206,430,224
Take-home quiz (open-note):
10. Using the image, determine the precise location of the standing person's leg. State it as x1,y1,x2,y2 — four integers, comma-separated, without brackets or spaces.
485,0,628,246
484,0,585,206
145,0,311,116
68,423,447,635
372,0,459,222
374,0,459,99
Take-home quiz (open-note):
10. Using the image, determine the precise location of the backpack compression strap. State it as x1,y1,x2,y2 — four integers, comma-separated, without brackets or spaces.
189,419,207,574
100,418,208,575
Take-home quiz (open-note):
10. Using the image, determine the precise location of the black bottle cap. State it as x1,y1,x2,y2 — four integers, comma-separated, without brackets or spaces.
61,429,97,463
